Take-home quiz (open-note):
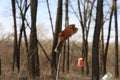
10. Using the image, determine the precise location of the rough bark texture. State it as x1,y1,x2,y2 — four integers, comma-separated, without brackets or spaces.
28,0,40,78
11,0,19,71
51,0,63,78
65,0,70,73
103,3,114,75
113,0,119,78
92,0,103,79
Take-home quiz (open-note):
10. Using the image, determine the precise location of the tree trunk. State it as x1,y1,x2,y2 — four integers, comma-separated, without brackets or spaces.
85,39,89,75
65,0,70,73
67,39,70,72
62,42,66,73
51,0,63,78
113,0,119,78
11,0,19,71
85,0,96,75
28,0,39,78
78,0,85,74
92,0,103,79
78,0,95,75
16,0,29,54
103,3,114,75
99,23,104,75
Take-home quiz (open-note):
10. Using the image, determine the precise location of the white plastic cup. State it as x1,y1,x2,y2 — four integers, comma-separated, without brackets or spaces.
100,72,112,80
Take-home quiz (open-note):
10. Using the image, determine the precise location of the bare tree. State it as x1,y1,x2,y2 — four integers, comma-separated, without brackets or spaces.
92,0,103,79
51,0,63,78
62,0,69,73
77,0,95,75
65,0,70,73
103,1,114,75
113,0,119,78
11,0,19,71
28,0,40,78
16,0,29,54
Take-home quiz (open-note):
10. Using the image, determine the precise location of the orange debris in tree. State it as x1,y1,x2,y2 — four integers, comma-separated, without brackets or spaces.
54,24,78,53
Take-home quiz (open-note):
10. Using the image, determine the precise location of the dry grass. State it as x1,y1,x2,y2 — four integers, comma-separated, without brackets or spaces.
0,39,120,80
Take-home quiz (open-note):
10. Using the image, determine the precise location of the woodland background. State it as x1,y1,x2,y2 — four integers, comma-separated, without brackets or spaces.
0,0,120,80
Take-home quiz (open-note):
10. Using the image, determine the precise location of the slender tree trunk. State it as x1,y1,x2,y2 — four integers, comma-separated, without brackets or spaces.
11,0,19,71
78,0,85,74
23,0,29,52
100,23,104,75
62,7,69,72
92,0,103,79
101,28,104,75
23,26,28,53
113,0,119,78
103,2,114,75
67,39,70,72
78,0,93,75
16,0,29,54
62,42,66,73
85,39,89,75
65,0,70,73
51,0,63,78
85,0,95,75
28,0,39,78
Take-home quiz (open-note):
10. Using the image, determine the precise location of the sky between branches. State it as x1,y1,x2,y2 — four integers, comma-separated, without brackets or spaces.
0,0,120,42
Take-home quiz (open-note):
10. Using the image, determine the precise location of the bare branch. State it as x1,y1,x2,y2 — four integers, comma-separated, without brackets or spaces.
46,0,54,37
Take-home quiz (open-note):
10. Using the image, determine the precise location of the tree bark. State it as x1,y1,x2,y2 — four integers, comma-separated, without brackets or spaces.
78,0,96,75
62,42,66,73
99,22,104,75
11,0,19,71
16,0,29,56
65,0,70,73
103,3,114,75
78,0,85,74
113,0,119,78
92,0,103,79
51,0,63,78
28,0,39,78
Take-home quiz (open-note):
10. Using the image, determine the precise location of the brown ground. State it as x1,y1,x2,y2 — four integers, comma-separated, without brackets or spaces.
0,39,120,80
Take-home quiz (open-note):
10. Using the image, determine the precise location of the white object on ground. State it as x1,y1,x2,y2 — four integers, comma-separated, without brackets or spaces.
100,72,112,80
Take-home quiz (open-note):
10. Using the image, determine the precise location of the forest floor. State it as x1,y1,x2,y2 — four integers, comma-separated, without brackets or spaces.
0,39,120,80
